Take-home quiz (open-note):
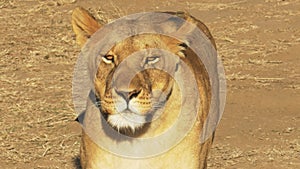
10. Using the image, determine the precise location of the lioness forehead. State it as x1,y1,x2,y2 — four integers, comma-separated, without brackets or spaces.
108,34,181,59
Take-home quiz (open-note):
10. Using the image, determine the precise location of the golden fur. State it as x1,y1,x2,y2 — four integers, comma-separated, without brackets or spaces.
72,7,216,169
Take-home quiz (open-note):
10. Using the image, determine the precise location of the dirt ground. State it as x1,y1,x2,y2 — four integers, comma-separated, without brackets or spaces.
0,0,299,168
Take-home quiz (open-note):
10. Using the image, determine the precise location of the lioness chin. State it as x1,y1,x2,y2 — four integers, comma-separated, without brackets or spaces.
72,7,216,169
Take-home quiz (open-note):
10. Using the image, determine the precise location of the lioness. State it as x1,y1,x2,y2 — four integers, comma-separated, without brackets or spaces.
72,7,217,169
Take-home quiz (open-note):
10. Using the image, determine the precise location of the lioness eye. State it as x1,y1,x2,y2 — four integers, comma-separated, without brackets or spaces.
146,56,160,64
102,55,114,64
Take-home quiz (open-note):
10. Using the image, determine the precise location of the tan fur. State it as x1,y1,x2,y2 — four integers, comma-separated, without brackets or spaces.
72,7,101,47
72,7,216,169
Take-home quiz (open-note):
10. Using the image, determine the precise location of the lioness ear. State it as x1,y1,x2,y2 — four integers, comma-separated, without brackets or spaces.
176,13,217,49
72,7,102,47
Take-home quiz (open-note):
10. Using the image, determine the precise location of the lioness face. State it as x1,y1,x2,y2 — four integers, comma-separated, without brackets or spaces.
71,8,189,135
94,34,185,134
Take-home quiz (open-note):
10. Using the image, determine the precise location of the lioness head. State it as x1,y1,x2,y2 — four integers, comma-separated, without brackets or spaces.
96,35,188,133
72,8,210,136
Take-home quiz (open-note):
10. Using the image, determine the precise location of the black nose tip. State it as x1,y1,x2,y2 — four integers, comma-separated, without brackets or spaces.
115,88,141,101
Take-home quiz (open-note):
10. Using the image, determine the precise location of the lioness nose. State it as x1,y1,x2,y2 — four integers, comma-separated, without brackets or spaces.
114,88,141,101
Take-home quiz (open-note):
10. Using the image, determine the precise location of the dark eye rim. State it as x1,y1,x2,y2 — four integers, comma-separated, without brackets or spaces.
146,56,160,63
103,54,114,62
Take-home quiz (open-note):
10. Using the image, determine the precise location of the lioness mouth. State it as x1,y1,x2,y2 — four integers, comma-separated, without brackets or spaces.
106,111,147,135
96,97,151,136
102,112,155,137
96,88,170,136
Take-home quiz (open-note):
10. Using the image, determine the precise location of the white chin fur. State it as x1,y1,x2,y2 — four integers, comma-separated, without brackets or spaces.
107,113,146,133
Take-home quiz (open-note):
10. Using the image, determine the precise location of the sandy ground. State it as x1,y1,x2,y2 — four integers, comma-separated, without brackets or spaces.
0,0,299,168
